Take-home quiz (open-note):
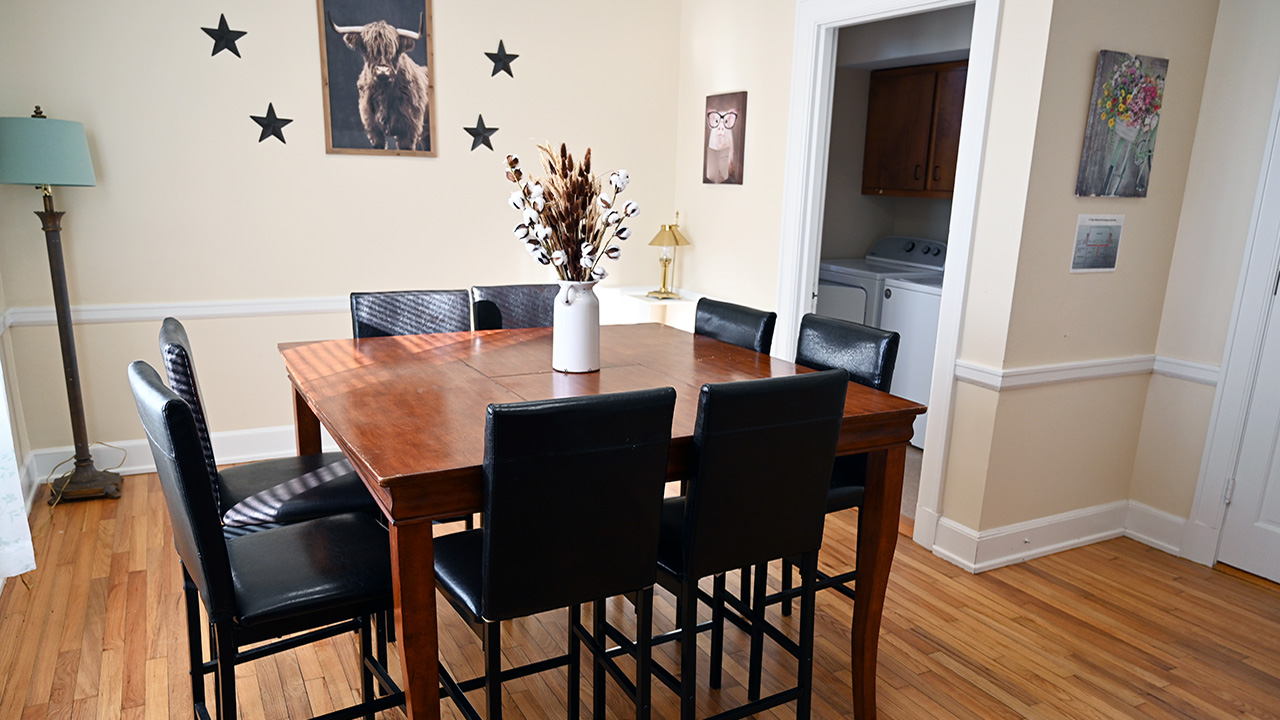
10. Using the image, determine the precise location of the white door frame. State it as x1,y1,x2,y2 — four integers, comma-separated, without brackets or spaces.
1181,76,1280,566
776,0,1001,549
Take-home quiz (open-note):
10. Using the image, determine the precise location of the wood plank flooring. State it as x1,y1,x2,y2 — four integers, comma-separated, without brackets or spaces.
2,473,1279,719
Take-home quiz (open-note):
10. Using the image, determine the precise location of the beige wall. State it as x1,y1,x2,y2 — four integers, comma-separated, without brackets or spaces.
0,0,681,462
1129,0,1280,516
671,0,796,310
820,67,894,260
6,0,1280,555
1004,0,1217,367
950,0,1220,531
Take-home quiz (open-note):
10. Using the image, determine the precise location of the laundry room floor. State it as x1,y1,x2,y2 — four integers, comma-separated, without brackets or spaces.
901,445,922,522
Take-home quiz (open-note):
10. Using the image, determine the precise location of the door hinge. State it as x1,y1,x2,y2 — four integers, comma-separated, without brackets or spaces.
1224,476,1236,505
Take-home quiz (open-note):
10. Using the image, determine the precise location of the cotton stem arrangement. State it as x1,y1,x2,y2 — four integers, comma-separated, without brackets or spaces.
506,143,639,282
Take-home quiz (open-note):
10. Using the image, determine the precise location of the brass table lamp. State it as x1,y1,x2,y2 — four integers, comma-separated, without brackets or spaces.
647,213,690,299
0,107,121,503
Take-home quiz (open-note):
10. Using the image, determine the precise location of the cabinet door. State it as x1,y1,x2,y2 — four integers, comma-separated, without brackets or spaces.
926,66,967,192
862,69,936,194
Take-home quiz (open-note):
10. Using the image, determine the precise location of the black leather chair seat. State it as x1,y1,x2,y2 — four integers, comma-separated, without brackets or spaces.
218,452,378,527
229,512,392,632
827,455,868,514
432,528,485,622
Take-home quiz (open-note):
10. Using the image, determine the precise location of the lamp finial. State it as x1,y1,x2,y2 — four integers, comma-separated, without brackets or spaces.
32,106,46,119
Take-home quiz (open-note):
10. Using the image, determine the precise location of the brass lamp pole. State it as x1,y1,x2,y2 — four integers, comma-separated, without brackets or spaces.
0,107,120,503
647,213,691,300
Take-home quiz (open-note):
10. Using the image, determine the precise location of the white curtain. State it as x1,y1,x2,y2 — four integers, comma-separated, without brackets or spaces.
0,352,35,579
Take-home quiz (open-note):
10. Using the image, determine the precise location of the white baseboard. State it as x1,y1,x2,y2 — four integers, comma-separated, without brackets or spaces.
932,500,1132,573
1124,501,1187,555
24,425,340,491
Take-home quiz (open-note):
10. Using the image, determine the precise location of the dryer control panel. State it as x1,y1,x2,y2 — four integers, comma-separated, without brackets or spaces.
865,236,947,271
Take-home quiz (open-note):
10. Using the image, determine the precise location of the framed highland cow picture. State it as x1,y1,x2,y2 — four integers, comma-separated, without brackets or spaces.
316,0,436,156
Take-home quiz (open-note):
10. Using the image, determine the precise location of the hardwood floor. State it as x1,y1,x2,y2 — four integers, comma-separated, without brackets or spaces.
2,473,1278,720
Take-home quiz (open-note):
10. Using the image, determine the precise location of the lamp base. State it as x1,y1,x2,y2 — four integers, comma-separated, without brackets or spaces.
48,463,122,505
646,290,681,300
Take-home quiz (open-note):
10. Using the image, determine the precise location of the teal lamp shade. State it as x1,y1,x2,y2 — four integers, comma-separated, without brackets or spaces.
0,116,96,187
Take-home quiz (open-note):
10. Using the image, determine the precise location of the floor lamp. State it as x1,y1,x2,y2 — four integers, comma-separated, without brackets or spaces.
0,107,121,503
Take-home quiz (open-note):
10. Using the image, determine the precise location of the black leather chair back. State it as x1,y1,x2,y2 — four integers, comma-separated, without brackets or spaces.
471,283,560,330
350,290,471,338
158,317,222,501
694,298,778,354
128,361,236,623
681,369,847,579
796,313,899,392
481,388,676,621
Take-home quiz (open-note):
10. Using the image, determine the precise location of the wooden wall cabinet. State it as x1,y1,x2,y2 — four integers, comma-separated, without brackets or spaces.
861,60,968,198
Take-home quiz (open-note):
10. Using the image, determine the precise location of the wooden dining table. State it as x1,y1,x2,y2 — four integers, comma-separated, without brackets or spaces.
279,322,924,720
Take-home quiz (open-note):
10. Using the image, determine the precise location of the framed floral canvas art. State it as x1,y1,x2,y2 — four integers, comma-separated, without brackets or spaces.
1075,50,1167,197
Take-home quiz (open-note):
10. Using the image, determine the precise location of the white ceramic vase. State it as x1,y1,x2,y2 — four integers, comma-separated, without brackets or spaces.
552,280,600,373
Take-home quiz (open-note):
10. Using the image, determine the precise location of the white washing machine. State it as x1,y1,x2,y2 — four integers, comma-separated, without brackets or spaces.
816,236,946,449
815,236,946,327
881,273,943,448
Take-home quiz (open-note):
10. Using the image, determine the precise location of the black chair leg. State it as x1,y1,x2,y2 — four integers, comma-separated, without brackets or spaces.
679,584,699,720
213,622,237,720
710,574,725,690
182,570,205,711
738,565,751,605
782,557,794,617
797,552,819,720
568,605,582,720
483,621,502,720
747,562,768,702
593,599,607,719
635,589,654,720
359,615,375,720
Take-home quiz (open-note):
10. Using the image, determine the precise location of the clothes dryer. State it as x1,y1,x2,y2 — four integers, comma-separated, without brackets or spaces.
815,236,946,327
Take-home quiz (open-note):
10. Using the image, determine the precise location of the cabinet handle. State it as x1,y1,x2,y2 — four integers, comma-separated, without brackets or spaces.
933,165,941,182
914,164,921,180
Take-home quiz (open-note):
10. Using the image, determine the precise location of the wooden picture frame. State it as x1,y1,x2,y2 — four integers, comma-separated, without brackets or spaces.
316,0,437,157
703,91,747,184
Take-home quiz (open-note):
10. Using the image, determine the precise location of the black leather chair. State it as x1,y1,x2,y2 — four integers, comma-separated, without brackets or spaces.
434,387,677,720
693,298,778,354
777,313,899,615
648,369,848,720
350,289,472,338
470,283,559,330
692,297,779,606
128,361,403,720
159,317,378,536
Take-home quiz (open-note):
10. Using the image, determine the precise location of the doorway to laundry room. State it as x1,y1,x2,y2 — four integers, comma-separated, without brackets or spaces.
815,4,975,524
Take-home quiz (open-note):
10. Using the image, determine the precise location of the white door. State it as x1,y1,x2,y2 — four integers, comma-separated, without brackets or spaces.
1218,289,1280,581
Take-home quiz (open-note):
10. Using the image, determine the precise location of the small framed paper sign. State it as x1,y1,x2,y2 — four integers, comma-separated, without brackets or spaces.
1071,214,1124,272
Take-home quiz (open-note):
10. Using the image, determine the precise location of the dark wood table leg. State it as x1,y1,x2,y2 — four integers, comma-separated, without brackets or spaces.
852,445,906,720
293,387,322,456
391,520,441,720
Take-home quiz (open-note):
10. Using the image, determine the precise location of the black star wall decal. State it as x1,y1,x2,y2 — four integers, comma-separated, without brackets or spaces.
485,41,518,77
250,104,292,143
464,115,498,151
202,14,247,58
